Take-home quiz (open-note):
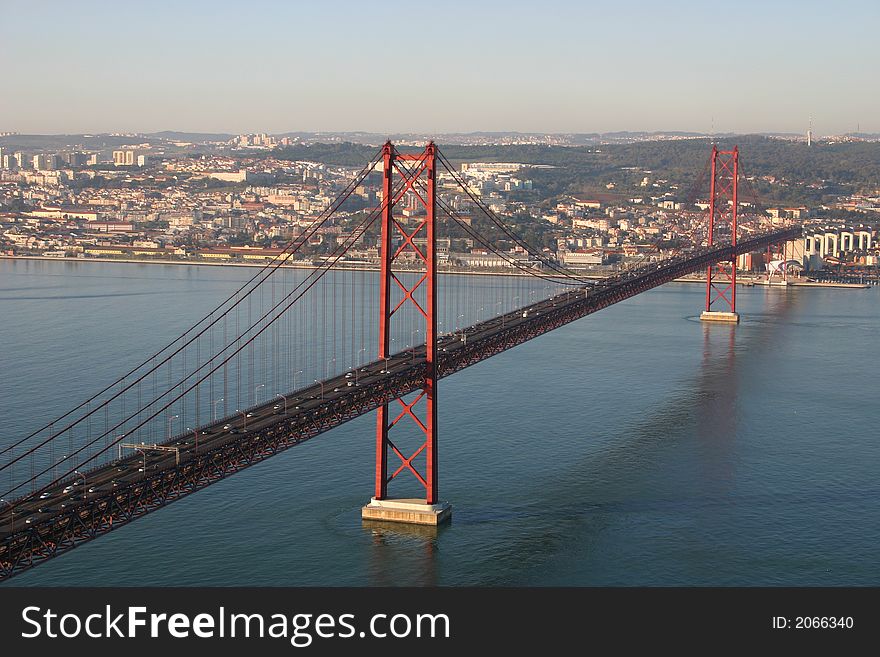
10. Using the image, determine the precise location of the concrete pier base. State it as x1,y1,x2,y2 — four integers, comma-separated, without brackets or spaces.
360,519,443,539
700,311,740,323
361,497,452,526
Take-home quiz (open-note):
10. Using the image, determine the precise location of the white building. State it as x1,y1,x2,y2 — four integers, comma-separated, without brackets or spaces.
560,250,605,267
113,150,138,166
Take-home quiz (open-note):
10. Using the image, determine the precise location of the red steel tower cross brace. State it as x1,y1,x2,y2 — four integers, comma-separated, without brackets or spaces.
362,141,451,525
701,144,741,323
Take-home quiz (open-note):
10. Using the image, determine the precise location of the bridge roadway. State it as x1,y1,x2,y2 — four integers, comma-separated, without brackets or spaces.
0,225,800,579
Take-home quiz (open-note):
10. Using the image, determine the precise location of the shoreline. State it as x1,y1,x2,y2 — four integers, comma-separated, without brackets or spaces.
1,254,581,278
0,253,649,280
0,254,871,288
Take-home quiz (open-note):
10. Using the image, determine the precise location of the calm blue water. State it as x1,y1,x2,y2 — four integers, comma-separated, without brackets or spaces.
2,259,879,586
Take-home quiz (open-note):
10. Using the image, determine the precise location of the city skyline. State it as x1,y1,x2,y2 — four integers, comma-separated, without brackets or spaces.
2,0,878,136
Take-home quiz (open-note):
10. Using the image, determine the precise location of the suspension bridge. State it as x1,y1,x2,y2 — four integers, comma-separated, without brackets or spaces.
0,142,800,580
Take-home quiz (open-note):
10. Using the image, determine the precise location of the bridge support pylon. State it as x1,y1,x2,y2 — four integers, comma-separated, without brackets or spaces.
701,144,741,323
362,141,451,526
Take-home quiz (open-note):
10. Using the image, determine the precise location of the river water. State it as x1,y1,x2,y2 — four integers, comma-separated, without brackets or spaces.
2,258,879,586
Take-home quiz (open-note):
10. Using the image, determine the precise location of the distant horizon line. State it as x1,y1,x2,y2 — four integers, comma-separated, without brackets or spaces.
0,130,880,139
3,128,878,138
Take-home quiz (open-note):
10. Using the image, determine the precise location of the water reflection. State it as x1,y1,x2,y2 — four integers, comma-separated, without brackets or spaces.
363,519,447,586
695,289,796,490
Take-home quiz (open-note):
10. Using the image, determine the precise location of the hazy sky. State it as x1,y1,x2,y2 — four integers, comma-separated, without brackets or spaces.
2,0,877,135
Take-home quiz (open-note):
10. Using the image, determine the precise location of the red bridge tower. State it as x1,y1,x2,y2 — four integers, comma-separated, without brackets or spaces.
701,145,741,323
361,142,451,526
